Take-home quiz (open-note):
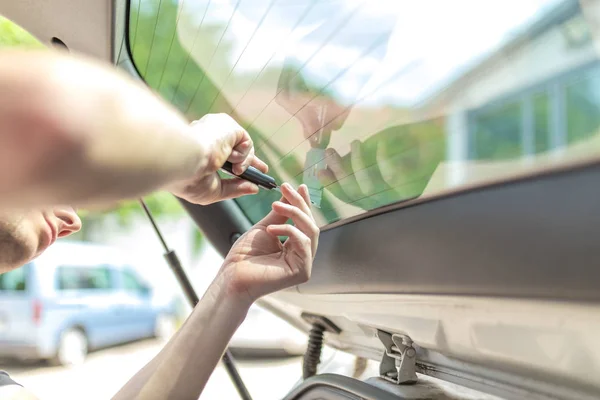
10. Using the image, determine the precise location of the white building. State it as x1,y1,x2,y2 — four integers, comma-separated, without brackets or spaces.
422,0,600,191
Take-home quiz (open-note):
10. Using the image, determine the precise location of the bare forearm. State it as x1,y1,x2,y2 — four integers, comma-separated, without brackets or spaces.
0,50,205,208
113,275,249,400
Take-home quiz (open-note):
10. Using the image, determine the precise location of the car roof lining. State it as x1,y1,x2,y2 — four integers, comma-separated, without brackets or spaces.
0,0,118,62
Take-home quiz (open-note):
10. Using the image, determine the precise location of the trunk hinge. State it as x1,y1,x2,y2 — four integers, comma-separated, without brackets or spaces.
376,330,418,385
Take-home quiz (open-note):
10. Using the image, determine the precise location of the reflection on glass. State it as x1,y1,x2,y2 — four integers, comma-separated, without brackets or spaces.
533,93,550,154
129,0,600,227
566,71,600,143
472,102,522,160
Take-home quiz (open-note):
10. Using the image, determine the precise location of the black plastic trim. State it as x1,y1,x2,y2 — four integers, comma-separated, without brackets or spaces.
178,198,251,256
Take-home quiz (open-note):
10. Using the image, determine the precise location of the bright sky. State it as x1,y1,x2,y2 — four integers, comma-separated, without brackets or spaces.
177,0,563,105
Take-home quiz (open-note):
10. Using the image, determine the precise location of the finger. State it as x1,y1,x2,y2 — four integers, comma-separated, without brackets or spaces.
350,139,375,196
231,143,254,175
280,183,311,217
227,141,251,164
265,224,312,263
272,201,318,256
273,200,317,245
317,168,353,204
229,154,268,176
298,184,311,207
219,178,259,200
251,156,268,173
221,116,253,174
325,148,346,180
258,196,290,226
325,148,364,200
317,168,336,186
297,184,314,218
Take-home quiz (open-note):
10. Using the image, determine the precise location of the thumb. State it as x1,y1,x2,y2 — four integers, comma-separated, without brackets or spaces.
219,178,260,200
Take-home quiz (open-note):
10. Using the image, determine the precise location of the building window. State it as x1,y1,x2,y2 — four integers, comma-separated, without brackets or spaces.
533,92,551,154
565,71,600,144
472,102,522,160
469,63,600,160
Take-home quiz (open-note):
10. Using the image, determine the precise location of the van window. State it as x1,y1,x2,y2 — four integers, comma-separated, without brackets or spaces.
122,270,146,293
56,266,113,291
0,264,28,291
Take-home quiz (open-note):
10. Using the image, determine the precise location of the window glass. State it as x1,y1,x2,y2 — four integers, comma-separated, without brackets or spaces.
122,270,145,293
472,102,522,160
130,0,600,226
566,71,600,144
0,264,28,291
533,93,551,154
56,266,113,291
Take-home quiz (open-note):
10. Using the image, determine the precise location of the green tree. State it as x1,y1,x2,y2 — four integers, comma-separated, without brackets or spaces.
129,0,446,226
0,15,44,48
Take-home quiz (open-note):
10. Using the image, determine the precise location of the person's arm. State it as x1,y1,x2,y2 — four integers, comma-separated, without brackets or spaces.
113,183,318,400
0,50,265,209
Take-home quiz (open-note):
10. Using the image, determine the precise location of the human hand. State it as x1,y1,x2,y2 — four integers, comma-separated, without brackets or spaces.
169,113,268,205
218,183,319,304
275,68,350,147
317,125,444,211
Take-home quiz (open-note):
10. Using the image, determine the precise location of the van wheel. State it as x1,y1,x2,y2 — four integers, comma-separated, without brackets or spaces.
51,328,88,367
154,314,176,342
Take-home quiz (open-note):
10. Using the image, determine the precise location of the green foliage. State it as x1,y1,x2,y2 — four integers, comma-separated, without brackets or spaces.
1,0,448,231
129,0,327,224
129,0,449,226
0,16,44,48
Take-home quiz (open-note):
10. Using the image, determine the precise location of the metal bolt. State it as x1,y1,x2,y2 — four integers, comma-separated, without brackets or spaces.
406,348,416,358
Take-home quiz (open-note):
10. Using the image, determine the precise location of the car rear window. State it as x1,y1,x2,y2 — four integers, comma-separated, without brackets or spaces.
0,264,28,292
56,266,113,291
128,0,600,227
